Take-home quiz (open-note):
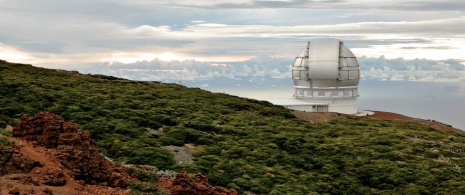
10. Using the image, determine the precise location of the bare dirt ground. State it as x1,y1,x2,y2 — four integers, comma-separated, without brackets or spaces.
292,111,345,123
292,110,464,134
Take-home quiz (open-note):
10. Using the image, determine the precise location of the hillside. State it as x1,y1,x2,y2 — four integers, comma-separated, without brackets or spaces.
2,59,465,194
1,111,237,194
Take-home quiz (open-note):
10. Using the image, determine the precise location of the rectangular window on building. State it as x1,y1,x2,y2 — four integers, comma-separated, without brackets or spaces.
293,58,303,67
347,58,358,67
318,91,325,97
345,90,353,97
331,91,338,97
307,90,312,97
300,71,308,80
341,58,348,67
292,70,300,79
349,70,359,80
339,71,349,80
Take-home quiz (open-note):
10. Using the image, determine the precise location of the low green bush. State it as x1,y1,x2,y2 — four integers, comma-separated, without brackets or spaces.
0,128,12,136
0,135,10,146
129,181,166,195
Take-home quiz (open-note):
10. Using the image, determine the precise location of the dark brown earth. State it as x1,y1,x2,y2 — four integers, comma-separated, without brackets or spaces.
157,171,238,195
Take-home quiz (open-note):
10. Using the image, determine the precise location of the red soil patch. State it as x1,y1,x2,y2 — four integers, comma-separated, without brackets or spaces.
292,110,463,134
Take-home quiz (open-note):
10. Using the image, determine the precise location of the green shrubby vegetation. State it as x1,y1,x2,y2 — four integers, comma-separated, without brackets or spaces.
0,128,12,137
2,60,465,194
129,181,167,195
126,166,166,194
0,135,9,146
0,128,12,146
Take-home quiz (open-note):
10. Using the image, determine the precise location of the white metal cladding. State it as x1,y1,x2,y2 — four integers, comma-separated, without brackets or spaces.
339,71,349,80
292,38,360,88
308,39,340,80
308,61,339,79
308,39,340,62
341,46,356,58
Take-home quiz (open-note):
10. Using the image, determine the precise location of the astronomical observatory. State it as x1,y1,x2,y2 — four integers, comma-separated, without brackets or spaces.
268,38,360,114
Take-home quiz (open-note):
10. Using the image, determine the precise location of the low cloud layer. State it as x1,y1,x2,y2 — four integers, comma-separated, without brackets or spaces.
360,56,465,82
79,55,465,85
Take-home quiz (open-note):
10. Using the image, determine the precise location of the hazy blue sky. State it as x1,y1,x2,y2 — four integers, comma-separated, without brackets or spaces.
1,1,464,129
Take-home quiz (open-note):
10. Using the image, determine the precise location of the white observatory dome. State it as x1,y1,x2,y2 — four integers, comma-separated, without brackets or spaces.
291,38,360,114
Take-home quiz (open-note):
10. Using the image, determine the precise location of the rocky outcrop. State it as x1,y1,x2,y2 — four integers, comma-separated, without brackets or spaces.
0,144,39,176
13,112,130,188
41,168,67,186
157,171,238,195
13,112,94,148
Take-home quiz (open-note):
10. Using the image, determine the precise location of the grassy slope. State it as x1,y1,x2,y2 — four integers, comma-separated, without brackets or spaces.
1,60,465,194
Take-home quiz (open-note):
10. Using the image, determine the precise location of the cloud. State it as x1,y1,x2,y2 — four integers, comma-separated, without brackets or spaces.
0,43,35,63
400,46,458,50
78,54,465,85
382,1,465,12
359,56,465,82
119,0,464,12
207,0,346,9
1,0,465,68
78,55,292,82
126,17,464,39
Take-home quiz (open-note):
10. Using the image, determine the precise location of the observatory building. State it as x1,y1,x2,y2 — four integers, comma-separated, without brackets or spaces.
268,38,360,114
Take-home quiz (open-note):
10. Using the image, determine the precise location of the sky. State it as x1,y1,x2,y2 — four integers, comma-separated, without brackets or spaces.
1,0,465,129
1,0,465,67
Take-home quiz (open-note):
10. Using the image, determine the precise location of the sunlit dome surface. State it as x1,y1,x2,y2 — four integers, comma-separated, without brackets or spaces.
292,38,360,89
